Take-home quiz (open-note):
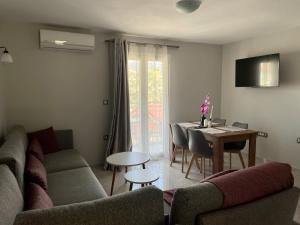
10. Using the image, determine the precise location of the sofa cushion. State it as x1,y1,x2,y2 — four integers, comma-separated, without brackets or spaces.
0,164,23,225
44,149,88,173
25,154,48,190
0,125,28,191
25,182,53,210
206,161,294,208
28,127,59,154
27,139,44,162
47,167,107,206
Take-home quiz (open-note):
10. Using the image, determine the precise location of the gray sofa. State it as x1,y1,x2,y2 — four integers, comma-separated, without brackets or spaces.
0,126,165,225
1,125,299,225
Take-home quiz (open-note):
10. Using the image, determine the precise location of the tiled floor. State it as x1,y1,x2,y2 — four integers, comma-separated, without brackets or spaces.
92,152,300,223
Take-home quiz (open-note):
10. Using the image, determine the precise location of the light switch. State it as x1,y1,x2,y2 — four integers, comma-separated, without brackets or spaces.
103,99,109,105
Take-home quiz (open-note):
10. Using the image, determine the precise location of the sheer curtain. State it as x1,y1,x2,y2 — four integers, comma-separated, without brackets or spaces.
128,43,169,159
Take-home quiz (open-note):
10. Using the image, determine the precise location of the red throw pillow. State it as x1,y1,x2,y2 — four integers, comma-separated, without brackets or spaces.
28,127,59,154
25,153,48,190
27,138,44,162
25,182,53,210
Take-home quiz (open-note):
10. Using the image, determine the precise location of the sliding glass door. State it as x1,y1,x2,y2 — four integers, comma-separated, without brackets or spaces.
128,44,169,159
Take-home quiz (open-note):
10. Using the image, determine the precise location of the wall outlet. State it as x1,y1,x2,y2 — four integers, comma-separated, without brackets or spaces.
103,135,109,141
297,138,300,143
103,99,109,105
257,131,268,138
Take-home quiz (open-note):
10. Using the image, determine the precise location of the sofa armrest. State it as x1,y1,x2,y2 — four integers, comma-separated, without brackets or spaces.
15,186,165,225
170,182,223,225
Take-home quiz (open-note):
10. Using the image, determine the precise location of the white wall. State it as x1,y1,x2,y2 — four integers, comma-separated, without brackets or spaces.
0,63,6,141
0,22,7,141
0,23,112,164
169,42,222,122
221,28,300,169
0,22,222,165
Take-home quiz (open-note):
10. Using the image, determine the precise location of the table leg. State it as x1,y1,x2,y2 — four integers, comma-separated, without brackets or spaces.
212,139,224,173
142,163,146,169
129,182,133,191
110,166,117,196
248,134,257,167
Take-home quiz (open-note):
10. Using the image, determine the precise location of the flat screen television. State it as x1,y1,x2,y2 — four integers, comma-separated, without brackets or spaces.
235,53,280,87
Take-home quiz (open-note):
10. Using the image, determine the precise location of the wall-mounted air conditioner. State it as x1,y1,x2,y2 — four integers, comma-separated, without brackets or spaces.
40,29,95,52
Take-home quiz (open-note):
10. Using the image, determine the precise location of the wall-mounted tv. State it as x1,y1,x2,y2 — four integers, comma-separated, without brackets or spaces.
235,53,280,87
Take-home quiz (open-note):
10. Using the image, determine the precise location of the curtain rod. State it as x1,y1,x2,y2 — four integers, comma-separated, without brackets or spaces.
104,39,179,49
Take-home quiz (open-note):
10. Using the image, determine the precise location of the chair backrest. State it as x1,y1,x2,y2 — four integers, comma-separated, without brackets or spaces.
232,122,248,129
212,118,226,126
232,122,248,149
188,129,213,157
170,124,188,149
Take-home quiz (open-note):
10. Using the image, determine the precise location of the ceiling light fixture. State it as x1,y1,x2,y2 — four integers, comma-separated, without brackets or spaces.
176,0,202,14
0,46,13,63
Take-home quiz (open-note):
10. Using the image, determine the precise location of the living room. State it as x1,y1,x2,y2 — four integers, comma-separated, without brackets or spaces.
0,0,300,225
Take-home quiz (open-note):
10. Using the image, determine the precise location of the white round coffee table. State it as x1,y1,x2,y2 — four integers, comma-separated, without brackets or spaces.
124,169,159,191
106,152,150,195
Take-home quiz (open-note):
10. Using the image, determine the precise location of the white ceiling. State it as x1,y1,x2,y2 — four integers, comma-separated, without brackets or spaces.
1,0,300,44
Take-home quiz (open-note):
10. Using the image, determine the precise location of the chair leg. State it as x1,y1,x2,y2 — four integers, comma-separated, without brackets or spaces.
185,150,188,164
238,152,246,168
200,157,203,173
181,148,185,173
203,158,206,178
170,148,176,167
195,156,201,170
229,152,232,169
185,155,195,178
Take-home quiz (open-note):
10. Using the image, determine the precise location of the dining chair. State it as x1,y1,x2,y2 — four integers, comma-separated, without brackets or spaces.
212,118,226,126
224,122,248,169
170,123,189,173
185,129,213,178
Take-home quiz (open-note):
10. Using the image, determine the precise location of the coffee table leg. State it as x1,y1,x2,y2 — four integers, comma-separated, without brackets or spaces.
110,166,117,196
129,182,133,191
125,166,128,184
142,163,146,169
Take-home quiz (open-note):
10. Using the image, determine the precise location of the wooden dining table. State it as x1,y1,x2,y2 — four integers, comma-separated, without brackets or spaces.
177,123,258,173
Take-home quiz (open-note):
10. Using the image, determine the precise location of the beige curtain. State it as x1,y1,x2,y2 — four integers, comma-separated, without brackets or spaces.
128,43,169,159
105,39,132,169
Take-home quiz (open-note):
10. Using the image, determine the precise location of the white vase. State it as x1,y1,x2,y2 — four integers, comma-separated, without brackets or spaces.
204,119,208,127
